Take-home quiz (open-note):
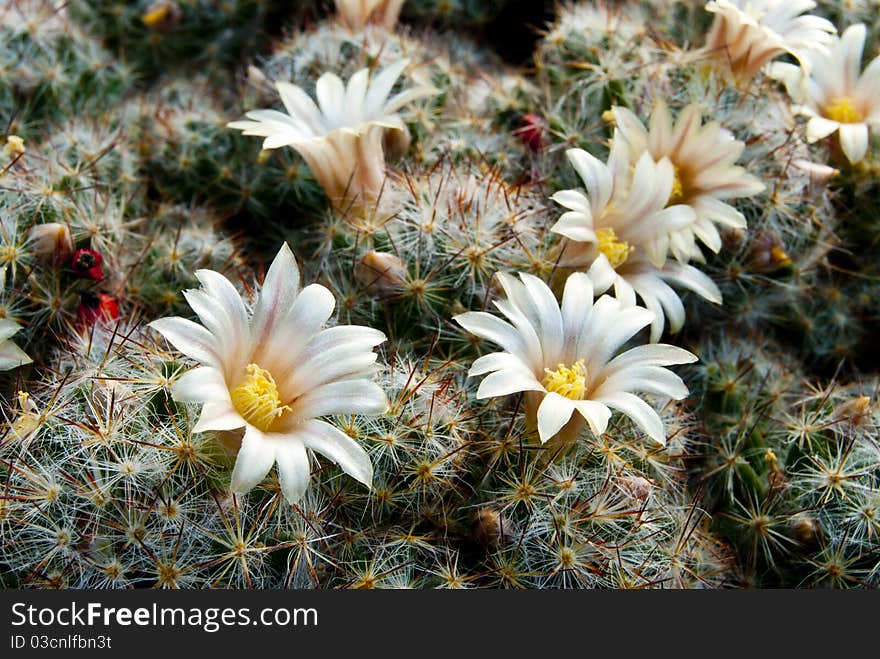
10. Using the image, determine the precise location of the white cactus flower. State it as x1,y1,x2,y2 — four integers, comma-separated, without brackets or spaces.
228,59,436,208
775,24,880,165
611,103,764,261
454,272,697,447
149,243,388,504
551,148,721,342
703,0,836,83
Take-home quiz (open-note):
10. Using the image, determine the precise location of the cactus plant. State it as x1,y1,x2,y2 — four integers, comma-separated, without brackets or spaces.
1,0,878,589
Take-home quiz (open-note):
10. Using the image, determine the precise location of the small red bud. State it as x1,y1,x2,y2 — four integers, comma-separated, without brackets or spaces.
77,291,120,329
516,113,547,152
71,249,105,281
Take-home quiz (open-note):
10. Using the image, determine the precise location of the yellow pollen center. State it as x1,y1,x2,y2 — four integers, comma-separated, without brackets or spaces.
230,364,290,432
543,359,588,400
596,228,634,269
668,165,685,204
825,97,863,124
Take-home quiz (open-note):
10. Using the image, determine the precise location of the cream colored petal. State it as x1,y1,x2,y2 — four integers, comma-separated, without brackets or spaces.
194,401,246,433
596,391,666,445
149,317,221,367
172,366,230,404
537,392,576,444
838,122,869,164
230,425,276,494
274,436,311,504
297,418,372,488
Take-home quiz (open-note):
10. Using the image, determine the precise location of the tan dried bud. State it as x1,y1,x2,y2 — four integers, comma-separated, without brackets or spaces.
831,396,871,427
749,230,792,273
792,159,839,187
788,512,820,546
355,251,407,299
617,474,654,500
473,507,515,548
27,223,74,264
383,125,412,161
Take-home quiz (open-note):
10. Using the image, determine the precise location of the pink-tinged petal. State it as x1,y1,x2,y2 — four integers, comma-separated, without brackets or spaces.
605,344,697,371
550,189,592,214
475,369,544,399
612,274,638,308
383,86,438,117
550,211,596,243
194,401,246,433
642,273,685,331
149,317,221,367
302,325,386,355
454,312,529,360
492,298,544,369
537,392,576,443
596,391,666,445
647,101,673,154
577,296,652,374
366,59,409,111
611,107,649,158
572,400,611,437
297,419,372,487
286,349,379,397
520,274,564,365
195,270,250,345
631,284,667,344
288,379,387,419
276,81,324,134
671,104,703,154
251,242,301,348
692,196,749,228
586,255,617,295
838,122,869,164
561,271,594,361
806,116,840,142
274,436,311,504
182,285,248,377
840,24,867,92
566,148,614,210
468,351,530,377
257,283,336,382
315,72,346,128
660,262,723,304
596,365,689,400
172,366,230,404
230,425,276,494
344,68,370,121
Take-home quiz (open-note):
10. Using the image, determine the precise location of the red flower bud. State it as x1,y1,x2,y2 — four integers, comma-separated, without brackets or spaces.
516,113,547,152
71,249,105,281
77,291,120,329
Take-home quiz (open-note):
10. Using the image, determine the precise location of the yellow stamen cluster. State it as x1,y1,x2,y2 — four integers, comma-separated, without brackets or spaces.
825,97,864,124
231,364,290,432
11,391,41,440
668,164,685,205
596,228,634,269
543,359,588,400
770,245,792,268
